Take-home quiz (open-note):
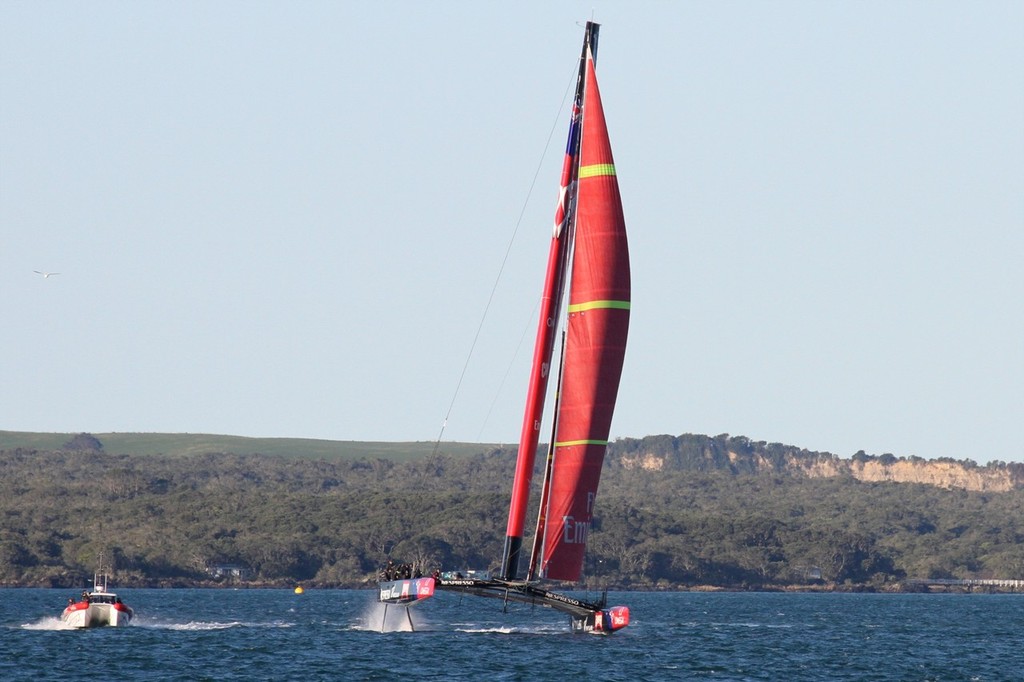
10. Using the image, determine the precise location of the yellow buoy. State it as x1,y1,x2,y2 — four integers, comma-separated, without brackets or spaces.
294,586,304,594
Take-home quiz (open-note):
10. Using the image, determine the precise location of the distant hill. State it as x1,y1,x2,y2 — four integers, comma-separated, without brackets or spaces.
2,430,1021,492
0,430,490,462
2,431,1022,589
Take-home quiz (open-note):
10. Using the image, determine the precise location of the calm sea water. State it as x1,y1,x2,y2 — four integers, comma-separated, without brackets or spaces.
2,588,1022,681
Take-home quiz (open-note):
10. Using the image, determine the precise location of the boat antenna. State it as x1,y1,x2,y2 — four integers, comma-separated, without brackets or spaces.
431,65,581,454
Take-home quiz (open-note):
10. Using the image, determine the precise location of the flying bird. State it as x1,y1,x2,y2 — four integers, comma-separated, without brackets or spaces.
34,271,60,278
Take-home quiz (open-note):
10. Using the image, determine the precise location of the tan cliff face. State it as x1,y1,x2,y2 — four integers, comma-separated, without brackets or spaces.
618,449,1021,492
848,459,1017,492
779,453,846,478
620,453,664,471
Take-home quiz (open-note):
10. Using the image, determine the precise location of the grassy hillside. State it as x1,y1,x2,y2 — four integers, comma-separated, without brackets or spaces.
0,430,496,462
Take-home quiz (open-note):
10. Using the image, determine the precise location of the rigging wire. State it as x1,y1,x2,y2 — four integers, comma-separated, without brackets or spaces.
432,67,579,455
475,296,539,442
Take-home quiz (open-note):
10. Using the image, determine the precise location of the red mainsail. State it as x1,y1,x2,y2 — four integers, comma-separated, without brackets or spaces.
535,46,630,581
500,21,629,585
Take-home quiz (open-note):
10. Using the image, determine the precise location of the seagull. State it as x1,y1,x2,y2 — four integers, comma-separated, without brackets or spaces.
34,271,60,278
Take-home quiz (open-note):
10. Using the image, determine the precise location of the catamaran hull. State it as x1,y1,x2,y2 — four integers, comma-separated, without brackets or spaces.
378,577,436,605
61,602,133,628
571,605,630,634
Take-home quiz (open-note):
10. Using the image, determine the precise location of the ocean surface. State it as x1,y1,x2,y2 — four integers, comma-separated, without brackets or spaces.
2,588,1022,681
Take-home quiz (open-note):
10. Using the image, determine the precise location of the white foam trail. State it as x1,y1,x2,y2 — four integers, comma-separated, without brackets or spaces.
21,617,76,631
133,620,294,631
160,621,246,631
455,626,517,635
453,622,567,636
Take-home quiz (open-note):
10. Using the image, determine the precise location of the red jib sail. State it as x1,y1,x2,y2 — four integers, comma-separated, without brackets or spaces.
536,42,630,581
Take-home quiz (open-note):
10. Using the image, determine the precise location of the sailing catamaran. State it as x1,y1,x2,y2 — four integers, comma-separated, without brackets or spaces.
379,21,630,634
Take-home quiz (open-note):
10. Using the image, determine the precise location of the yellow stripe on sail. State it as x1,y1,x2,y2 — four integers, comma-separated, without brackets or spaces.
567,299,631,313
578,163,616,178
555,439,609,448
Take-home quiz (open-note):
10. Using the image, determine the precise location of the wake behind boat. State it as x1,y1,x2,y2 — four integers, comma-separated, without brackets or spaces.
60,570,134,628
380,21,630,635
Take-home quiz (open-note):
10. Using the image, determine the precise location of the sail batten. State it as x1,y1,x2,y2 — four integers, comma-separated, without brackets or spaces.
555,439,609,447
579,163,616,177
567,300,630,313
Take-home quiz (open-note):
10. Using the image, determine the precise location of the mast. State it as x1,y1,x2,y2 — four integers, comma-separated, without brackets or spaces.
499,22,600,582
527,332,567,580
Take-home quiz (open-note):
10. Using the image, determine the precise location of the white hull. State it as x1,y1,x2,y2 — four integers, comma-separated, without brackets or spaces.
61,602,133,628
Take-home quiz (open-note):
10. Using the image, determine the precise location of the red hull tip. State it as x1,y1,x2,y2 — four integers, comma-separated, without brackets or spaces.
586,606,629,633
603,606,630,631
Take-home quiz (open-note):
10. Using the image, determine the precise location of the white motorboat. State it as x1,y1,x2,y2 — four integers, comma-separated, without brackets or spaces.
60,570,134,628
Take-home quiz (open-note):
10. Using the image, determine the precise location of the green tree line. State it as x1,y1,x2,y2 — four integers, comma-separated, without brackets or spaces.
1,436,1022,590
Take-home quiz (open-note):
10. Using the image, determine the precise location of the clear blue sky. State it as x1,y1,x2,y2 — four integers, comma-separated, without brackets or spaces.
2,1,1021,463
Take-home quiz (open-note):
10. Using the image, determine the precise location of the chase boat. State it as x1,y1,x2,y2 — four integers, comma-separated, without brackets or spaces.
61,570,134,628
